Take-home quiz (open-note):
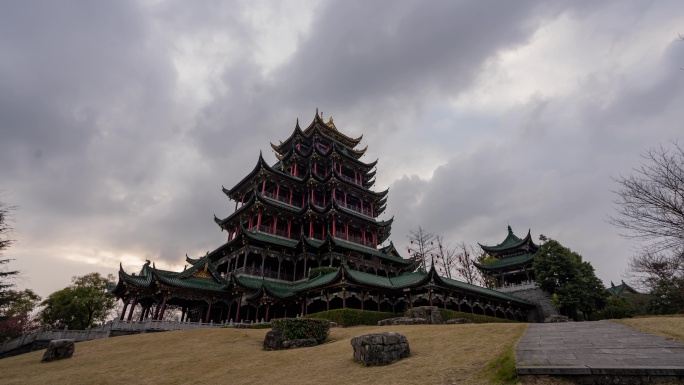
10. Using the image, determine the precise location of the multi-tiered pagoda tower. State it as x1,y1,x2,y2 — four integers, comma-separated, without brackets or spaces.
111,112,535,324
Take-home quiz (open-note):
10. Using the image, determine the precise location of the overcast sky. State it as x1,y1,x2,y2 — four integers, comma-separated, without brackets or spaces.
2,0,683,298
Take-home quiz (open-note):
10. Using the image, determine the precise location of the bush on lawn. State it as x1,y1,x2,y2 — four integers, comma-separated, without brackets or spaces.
304,309,402,327
271,318,329,343
438,308,517,324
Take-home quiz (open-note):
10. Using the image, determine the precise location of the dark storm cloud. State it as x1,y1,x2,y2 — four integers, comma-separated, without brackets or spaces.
2,0,682,296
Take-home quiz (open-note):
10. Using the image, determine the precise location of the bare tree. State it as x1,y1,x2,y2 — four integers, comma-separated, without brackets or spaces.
406,227,436,271
455,242,484,286
609,141,684,290
0,198,18,313
433,236,457,278
609,141,684,253
625,246,683,292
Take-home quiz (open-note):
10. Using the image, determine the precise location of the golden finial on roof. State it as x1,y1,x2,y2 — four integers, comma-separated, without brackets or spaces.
204,262,209,272
326,116,337,130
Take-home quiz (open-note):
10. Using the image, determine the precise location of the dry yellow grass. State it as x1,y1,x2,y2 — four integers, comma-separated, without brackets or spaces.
0,324,527,385
614,315,684,342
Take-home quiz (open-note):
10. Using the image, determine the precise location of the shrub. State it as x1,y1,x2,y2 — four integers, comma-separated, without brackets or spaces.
438,309,517,324
249,323,272,329
271,318,329,343
303,309,401,327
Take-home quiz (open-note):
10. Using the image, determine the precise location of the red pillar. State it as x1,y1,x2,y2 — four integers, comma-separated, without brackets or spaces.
235,200,238,211
309,217,313,238
287,219,292,238
289,190,293,205
126,298,137,321
276,183,280,200
235,296,242,322
265,305,270,322
158,295,168,320
345,221,349,241
257,211,262,229
205,301,213,323
273,214,278,234
332,219,336,236
120,300,129,320
261,180,266,195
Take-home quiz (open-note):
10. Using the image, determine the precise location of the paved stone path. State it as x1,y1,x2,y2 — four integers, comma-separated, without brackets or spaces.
516,321,684,378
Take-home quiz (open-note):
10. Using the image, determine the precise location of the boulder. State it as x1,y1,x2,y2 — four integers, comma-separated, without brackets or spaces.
263,330,286,350
544,315,570,323
351,332,410,366
377,317,427,326
446,318,473,324
409,306,443,324
41,339,75,362
282,338,318,349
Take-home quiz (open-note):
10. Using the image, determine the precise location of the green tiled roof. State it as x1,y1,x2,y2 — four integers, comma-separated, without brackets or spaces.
474,253,535,271
389,271,429,287
607,281,640,297
345,269,427,290
156,273,228,292
295,271,340,291
331,237,409,264
437,275,534,305
244,229,300,248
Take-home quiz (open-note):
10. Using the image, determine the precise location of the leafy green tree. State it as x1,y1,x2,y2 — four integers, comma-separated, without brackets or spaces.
533,238,608,320
647,276,684,315
0,289,41,339
600,296,637,319
40,273,116,330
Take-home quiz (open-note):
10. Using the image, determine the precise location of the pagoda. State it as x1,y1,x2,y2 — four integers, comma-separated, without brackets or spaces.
475,226,539,288
111,112,536,323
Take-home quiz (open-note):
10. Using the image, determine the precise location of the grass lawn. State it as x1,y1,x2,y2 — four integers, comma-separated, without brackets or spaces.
614,314,684,342
0,323,527,385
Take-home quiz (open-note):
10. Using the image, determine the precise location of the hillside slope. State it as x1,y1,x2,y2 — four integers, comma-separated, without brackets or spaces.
0,324,526,385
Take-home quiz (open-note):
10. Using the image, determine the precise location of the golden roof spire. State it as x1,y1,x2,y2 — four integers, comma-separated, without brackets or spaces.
326,116,337,131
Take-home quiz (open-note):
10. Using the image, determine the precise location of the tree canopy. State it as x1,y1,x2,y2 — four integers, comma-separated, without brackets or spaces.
533,238,607,320
0,289,41,339
40,272,116,330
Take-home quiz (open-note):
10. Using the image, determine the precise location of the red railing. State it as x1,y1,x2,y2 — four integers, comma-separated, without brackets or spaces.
334,199,373,217
262,191,301,208
249,225,297,240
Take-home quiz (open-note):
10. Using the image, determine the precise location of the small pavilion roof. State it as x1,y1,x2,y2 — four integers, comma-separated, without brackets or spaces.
473,253,535,272
607,280,641,297
114,257,230,294
479,226,539,255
